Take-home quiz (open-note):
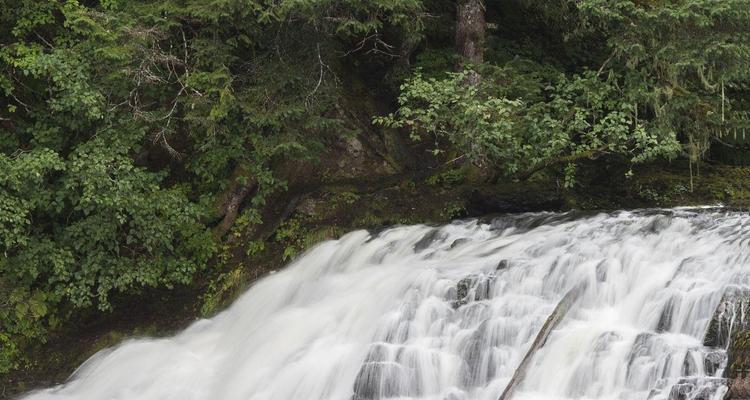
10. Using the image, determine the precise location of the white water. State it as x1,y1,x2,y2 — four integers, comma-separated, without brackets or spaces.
21,209,750,400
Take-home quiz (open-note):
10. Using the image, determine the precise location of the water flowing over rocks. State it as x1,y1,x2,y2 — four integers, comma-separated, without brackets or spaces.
498,283,585,400
18,208,750,400
704,287,749,349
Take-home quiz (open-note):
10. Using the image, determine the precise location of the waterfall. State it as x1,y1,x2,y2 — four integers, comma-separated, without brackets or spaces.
21,208,750,400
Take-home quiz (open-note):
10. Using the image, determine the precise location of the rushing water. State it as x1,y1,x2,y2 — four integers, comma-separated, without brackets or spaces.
21,208,750,400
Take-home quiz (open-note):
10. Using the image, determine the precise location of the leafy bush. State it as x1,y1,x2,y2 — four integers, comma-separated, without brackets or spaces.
0,0,425,373
377,67,680,181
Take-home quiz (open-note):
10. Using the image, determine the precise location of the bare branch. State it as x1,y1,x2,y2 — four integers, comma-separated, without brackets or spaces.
306,43,326,106
34,32,55,49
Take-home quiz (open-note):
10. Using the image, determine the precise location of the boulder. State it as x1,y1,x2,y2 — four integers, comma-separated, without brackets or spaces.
703,285,750,400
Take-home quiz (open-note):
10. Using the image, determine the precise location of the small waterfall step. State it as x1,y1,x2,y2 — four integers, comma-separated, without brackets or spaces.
653,280,750,400
17,209,750,400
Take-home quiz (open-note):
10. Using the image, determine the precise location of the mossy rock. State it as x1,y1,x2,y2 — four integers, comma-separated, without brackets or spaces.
727,330,750,399
704,287,750,349
714,286,750,399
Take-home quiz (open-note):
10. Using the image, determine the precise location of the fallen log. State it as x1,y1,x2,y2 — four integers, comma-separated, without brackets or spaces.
498,282,587,400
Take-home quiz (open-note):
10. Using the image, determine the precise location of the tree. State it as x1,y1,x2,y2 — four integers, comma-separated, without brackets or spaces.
456,0,485,65
0,0,428,373
382,0,750,183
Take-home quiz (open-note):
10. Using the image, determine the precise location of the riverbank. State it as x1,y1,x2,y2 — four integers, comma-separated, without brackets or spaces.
4,151,750,398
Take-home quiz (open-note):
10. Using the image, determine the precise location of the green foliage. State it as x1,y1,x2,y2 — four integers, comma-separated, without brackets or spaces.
275,216,344,261
383,0,750,181
4,0,750,381
276,217,305,261
438,200,467,220
576,0,750,158
200,266,245,317
0,0,424,374
378,68,680,179
0,141,214,371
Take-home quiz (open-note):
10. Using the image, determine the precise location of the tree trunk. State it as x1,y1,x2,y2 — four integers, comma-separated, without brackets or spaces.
213,167,257,239
455,0,485,82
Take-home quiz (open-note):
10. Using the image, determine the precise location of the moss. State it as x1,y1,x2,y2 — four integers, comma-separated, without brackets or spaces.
201,266,245,316
426,167,468,187
436,200,468,220
728,330,750,378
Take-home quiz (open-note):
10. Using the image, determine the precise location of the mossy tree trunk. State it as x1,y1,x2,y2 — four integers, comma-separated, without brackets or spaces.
455,0,485,84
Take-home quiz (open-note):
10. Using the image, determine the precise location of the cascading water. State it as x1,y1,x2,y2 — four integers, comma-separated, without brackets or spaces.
20,208,750,400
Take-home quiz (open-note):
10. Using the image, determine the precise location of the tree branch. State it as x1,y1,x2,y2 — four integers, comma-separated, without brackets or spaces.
515,146,608,181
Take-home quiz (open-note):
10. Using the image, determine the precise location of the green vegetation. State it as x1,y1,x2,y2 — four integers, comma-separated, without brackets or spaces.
0,0,422,374
2,0,750,388
380,0,750,185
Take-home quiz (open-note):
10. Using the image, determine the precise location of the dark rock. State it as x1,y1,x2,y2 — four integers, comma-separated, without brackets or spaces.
450,238,469,249
704,350,727,376
707,285,750,399
642,215,673,234
703,287,750,348
451,274,495,309
352,361,413,399
414,228,443,252
682,349,701,376
626,333,659,384
466,188,563,217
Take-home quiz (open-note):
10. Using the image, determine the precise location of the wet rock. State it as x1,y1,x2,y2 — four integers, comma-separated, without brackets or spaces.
704,350,727,376
363,343,390,363
352,343,422,400
682,349,701,376
626,333,657,381
414,229,443,252
450,238,469,249
666,378,727,400
706,285,750,399
668,381,695,400
642,215,673,234
466,188,563,217
352,361,414,399
726,331,750,399
451,274,494,309
703,287,749,348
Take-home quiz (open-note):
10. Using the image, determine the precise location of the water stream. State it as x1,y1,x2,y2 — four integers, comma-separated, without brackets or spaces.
22,208,750,400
